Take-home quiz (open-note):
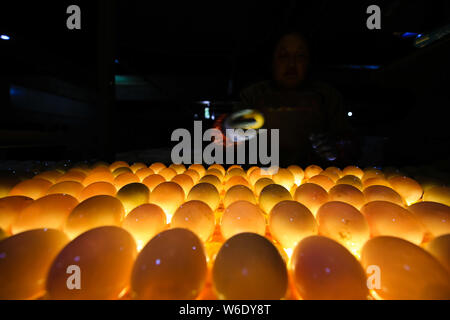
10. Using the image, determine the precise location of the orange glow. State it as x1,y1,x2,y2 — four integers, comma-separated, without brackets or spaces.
423,186,450,206
131,228,207,300
254,177,275,197
363,185,404,206
135,167,155,181
362,177,391,189
12,194,79,234
316,201,370,255
208,164,225,176
0,196,34,233
224,175,251,191
56,171,87,184
361,168,385,182
293,183,328,216
388,176,423,205
343,166,363,179
183,169,201,184
130,163,147,173
319,170,339,183
142,174,166,192
112,166,133,178
0,229,69,300
83,170,114,187
149,162,166,174
169,163,186,174
336,175,363,190
150,182,185,221
79,181,117,202
46,181,84,199
171,174,194,195
287,165,304,185
408,201,450,238
307,174,335,192
259,184,293,214
204,168,224,182
116,183,150,215
304,165,323,180
223,185,256,208
187,183,220,211
65,195,125,239
361,201,424,245
159,167,177,181
426,234,450,272
272,168,295,191
122,203,167,251
9,178,53,200
47,226,137,299
34,170,63,183
199,175,223,192
171,200,215,242
328,184,365,209
269,200,317,250
189,164,206,178
361,236,450,299
220,200,266,239
113,172,140,190
110,161,129,172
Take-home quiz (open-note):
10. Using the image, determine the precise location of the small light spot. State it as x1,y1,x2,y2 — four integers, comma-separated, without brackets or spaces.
155,259,161,265
74,256,80,262
348,112,353,117
325,267,331,274
0,252,6,259
192,246,196,250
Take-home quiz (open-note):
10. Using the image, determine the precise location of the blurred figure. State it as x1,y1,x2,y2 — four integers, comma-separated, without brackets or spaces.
232,30,358,167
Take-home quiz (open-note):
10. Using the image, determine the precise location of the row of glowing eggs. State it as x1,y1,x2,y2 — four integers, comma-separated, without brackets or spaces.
0,162,449,300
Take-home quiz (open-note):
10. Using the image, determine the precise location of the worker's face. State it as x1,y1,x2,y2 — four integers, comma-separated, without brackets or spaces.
273,34,310,89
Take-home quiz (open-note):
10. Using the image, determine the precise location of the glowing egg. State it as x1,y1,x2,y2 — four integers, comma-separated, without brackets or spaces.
259,184,292,214
79,181,117,202
12,194,78,234
0,228,6,240
290,236,368,300
130,162,147,173
0,196,33,234
287,165,304,185
226,167,246,180
171,174,194,195
248,168,266,186
159,167,177,181
362,177,391,189
91,161,109,169
112,166,133,178
46,181,84,199
328,184,365,209
116,183,150,215
316,201,370,255
361,236,450,300
142,174,166,192
171,200,215,242
362,168,385,182
199,175,223,192
308,174,335,192
187,183,220,211
34,170,63,183
269,200,317,250
169,163,186,174
131,228,207,300
224,185,256,208
56,171,86,184
205,168,224,181
9,178,53,200
208,164,226,176
388,176,423,205
304,165,323,180
361,201,424,244
150,182,185,221
205,241,223,266
336,175,363,190
122,203,167,251
408,202,450,238
254,178,275,197
325,166,343,178
224,175,251,191
183,169,200,184
423,186,450,206
0,229,69,299
221,201,266,239
426,234,450,272
320,170,340,183
135,167,155,181
189,164,206,178
65,195,125,239
110,161,129,172
149,162,166,174
113,172,140,190
213,232,288,300
47,226,137,299
272,168,295,191
363,185,404,206
293,183,328,216
343,166,363,179
227,165,242,173
83,170,114,187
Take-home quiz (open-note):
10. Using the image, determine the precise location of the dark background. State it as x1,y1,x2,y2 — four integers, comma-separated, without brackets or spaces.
0,1,449,176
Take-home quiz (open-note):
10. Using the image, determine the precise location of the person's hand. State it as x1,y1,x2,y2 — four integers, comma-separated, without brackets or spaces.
309,132,338,162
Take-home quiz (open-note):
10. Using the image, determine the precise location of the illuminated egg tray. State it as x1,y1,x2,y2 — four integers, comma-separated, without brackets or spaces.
1,162,450,300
